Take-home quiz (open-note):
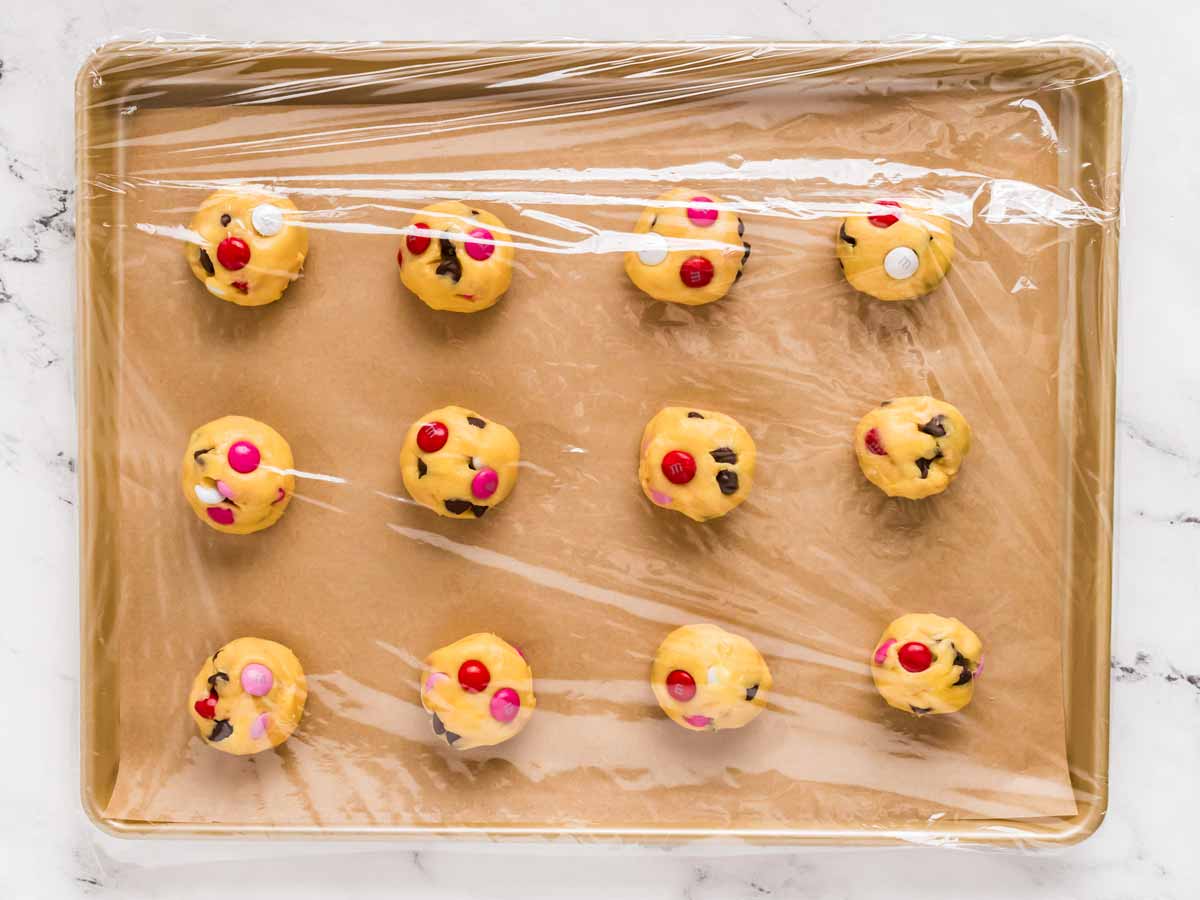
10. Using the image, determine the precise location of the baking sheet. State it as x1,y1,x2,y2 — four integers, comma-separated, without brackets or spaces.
77,41,1120,843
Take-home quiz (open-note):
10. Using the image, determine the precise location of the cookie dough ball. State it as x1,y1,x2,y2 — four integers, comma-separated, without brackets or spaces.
639,407,756,522
836,200,953,301
419,633,535,750
400,405,520,519
182,415,296,535
651,624,771,732
189,637,308,755
624,188,750,306
397,201,515,313
854,397,971,500
185,189,308,307
870,613,982,716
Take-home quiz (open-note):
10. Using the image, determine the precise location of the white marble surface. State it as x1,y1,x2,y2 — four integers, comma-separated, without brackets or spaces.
1,0,1197,896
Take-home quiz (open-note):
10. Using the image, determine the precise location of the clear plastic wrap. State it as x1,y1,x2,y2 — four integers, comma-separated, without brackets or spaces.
76,39,1122,846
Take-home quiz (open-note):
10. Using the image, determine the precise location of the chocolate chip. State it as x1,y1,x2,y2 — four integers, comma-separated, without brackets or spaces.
209,719,233,742
839,223,857,246
649,216,657,230
919,415,947,438
435,238,462,282
471,209,480,216
837,258,844,270
471,504,488,518
716,470,739,495
431,712,446,735
219,213,231,227
687,412,704,419
194,448,212,463
466,416,486,429
909,706,931,715
745,684,759,701
198,249,215,276
916,457,934,479
444,499,472,515
953,653,973,685
710,447,738,465
212,649,221,663
737,218,745,238
467,457,476,470
417,458,427,478
445,731,461,745
880,400,892,406
207,671,229,690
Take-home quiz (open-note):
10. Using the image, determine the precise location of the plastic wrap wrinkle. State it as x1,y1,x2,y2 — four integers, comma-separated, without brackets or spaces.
76,40,1121,843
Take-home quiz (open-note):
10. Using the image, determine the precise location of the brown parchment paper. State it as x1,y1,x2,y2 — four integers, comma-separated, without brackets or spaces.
79,43,1122,838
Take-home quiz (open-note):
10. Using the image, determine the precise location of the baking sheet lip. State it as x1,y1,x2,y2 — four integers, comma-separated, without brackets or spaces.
75,38,1120,848
86,815,1103,847
76,36,1126,84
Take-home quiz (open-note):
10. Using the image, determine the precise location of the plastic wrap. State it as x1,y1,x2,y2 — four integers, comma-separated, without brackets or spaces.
75,39,1122,846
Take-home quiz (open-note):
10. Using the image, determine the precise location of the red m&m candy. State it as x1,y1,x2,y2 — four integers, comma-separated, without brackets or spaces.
406,223,432,256
868,200,901,229
458,659,491,693
679,256,714,288
417,421,449,453
898,641,933,672
216,236,251,270
661,450,697,485
666,669,696,702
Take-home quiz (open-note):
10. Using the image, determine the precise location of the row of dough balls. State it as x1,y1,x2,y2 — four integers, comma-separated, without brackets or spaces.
184,188,954,310
191,616,984,756
182,399,972,536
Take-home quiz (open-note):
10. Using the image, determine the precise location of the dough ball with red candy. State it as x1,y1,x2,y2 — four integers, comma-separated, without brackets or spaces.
185,189,308,307
396,201,515,313
399,405,520,520
854,397,971,500
419,633,535,750
651,624,771,732
639,407,756,522
189,637,307,755
870,613,983,716
624,188,749,306
181,415,295,535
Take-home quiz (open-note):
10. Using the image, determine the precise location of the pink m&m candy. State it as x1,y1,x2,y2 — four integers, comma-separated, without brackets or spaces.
683,714,713,728
228,440,261,473
489,687,520,723
240,663,274,697
873,638,897,665
471,467,499,500
686,196,719,227
464,228,495,261
250,713,271,740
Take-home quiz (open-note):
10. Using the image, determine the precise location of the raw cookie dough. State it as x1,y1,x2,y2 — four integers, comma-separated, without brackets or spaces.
836,200,954,301
854,397,971,500
624,188,750,306
185,189,308,307
639,407,756,522
870,613,983,716
419,633,535,750
400,405,520,519
397,201,515,313
651,624,772,732
182,415,296,535
189,637,308,755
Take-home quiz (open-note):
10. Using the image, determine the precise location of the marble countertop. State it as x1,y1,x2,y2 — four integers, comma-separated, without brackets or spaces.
2,0,1196,896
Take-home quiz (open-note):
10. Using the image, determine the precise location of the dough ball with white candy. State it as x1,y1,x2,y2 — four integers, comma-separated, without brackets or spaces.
835,200,954,301
624,188,750,306
185,189,308,307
